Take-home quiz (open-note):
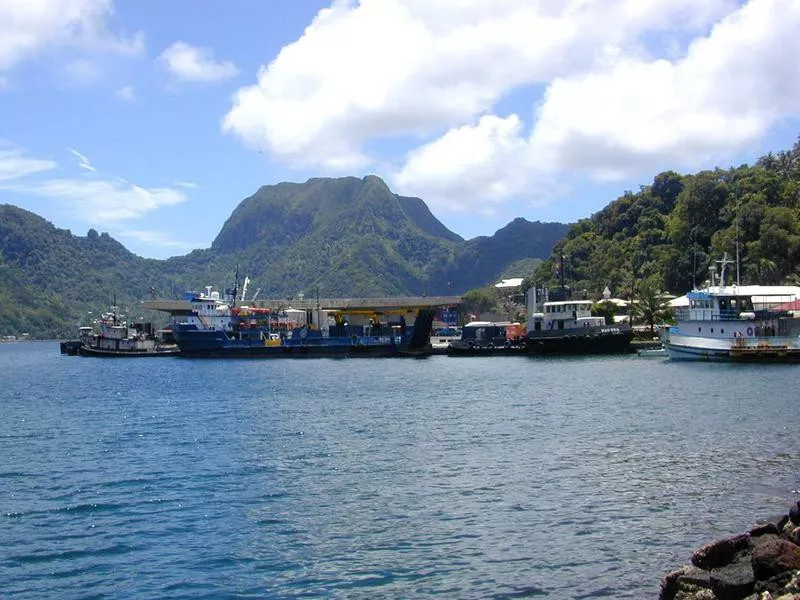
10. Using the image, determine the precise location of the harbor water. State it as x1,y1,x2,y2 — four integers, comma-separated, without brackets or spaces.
2,342,799,598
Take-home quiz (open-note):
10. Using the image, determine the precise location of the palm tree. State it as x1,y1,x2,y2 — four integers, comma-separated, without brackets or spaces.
631,278,674,336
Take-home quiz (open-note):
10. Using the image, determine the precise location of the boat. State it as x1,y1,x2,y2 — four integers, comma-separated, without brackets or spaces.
172,287,436,358
636,347,667,358
60,326,94,355
522,286,633,355
77,309,179,357
662,255,800,362
447,321,526,355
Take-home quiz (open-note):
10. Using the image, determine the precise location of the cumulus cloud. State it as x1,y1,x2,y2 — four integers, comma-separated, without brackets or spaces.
528,0,800,180
224,0,800,213
0,0,144,72
159,41,239,83
393,115,529,212
0,147,57,181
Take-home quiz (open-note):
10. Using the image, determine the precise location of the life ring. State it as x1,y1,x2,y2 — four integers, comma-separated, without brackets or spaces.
299,328,307,339
746,327,753,336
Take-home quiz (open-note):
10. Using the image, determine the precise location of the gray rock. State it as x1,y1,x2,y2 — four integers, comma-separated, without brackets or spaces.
661,565,712,600
709,558,756,600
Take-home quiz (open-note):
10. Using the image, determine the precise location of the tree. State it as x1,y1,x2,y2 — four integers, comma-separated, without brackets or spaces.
631,278,674,335
591,300,618,325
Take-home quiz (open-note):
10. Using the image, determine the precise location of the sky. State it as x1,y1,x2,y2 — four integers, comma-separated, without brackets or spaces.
1,0,799,259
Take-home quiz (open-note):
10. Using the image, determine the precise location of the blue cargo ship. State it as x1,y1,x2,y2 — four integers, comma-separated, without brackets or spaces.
171,288,436,358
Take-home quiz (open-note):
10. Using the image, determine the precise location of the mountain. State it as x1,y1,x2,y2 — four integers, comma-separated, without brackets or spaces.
0,176,567,337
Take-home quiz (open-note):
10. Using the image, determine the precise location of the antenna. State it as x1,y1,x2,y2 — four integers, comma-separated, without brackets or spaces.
735,201,741,286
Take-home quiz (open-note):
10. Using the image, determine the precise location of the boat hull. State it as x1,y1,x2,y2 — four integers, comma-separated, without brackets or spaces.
174,328,431,359
78,345,179,357
664,337,800,362
523,325,633,355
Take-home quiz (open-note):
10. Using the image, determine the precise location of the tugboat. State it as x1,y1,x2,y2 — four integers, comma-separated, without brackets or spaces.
523,286,633,355
71,303,178,357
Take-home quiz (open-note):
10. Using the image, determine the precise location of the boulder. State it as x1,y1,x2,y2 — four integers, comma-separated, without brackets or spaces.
661,565,712,600
693,534,752,570
788,501,800,526
709,558,755,600
752,539,800,580
751,515,789,537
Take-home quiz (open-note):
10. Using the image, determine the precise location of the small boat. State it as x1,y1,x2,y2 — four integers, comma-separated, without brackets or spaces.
636,347,667,358
662,254,800,362
447,321,525,355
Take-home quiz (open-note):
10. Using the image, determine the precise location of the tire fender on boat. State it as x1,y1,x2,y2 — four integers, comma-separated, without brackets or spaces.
747,326,754,336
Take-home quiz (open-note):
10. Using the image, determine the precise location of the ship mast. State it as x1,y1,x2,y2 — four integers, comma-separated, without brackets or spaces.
715,252,734,289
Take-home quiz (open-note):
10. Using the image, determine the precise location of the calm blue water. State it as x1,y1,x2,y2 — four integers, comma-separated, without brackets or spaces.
2,342,798,599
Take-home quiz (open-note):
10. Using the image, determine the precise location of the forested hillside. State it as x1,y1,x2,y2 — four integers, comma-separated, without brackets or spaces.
0,176,566,338
532,137,800,299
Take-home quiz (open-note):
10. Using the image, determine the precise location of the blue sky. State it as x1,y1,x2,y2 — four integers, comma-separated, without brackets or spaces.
1,0,799,259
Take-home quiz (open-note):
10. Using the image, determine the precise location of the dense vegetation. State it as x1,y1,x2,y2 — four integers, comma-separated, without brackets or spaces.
530,137,800,300
0,176,566,338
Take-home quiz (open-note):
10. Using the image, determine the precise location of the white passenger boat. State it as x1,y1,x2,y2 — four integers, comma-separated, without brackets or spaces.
663,257,800,362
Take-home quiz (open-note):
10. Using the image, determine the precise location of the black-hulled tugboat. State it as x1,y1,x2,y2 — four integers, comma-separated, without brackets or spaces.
523,286,632,355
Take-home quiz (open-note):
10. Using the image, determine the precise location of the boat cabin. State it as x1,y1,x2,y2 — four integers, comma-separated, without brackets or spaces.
681,290,755,322
459,321,509,347
529,300,605,332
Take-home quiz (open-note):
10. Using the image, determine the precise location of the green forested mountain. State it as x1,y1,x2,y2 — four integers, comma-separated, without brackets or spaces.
0,175,567,338
531,137,800,300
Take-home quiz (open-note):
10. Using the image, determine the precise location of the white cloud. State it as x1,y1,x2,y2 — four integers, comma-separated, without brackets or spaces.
172,180,198,189
114,85,136,102
1,146,186,224
528,0,800,180
0,0,144,72
7,178,186,223
222,0,732,170
223,0,800,214
0,147,57,181
393,115,529,212
116,229,202,251
159,41,239,83
66,147,96,172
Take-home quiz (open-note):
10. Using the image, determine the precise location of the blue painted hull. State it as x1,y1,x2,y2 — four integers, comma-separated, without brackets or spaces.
174,328,430,358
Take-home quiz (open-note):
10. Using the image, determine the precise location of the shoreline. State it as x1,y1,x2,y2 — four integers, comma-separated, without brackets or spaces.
660,500,800,599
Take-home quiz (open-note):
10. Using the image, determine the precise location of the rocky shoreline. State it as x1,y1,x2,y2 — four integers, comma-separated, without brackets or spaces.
661,500,800,600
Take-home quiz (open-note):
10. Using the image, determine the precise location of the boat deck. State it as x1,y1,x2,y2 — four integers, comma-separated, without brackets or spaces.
728,345,800,362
